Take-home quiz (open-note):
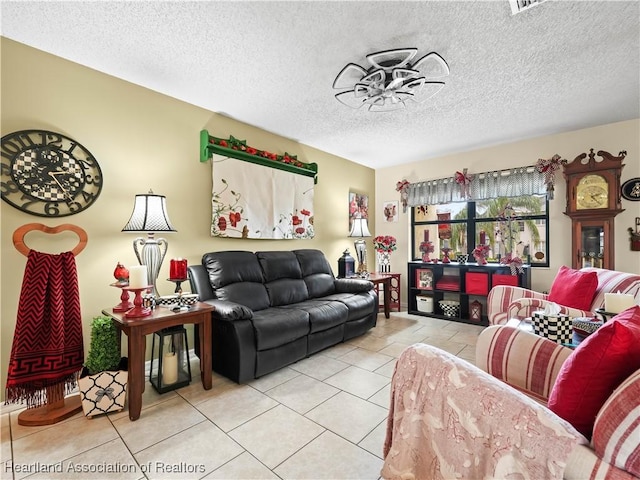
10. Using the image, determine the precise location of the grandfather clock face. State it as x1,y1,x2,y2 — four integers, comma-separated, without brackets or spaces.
576,174,609,210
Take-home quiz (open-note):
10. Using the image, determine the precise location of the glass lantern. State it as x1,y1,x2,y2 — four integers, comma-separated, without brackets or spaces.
469,300,483,323
150,326,191,393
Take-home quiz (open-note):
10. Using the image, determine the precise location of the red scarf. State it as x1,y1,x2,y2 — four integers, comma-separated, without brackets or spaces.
5,251,84,407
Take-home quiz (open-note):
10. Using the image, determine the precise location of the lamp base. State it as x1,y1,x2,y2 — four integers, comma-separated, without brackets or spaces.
353,238,369,278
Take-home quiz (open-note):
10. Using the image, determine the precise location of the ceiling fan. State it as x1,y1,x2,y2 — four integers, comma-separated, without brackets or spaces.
332,48,450,112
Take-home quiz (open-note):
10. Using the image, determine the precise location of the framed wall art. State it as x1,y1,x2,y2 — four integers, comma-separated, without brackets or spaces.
416,268,434,290
349,191,369,232
383,201,399,222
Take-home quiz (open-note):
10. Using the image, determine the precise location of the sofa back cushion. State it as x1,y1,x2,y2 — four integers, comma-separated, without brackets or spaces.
582,267,640,311
592,368,640,476
203,251,270,311
547,266,598,311
257,251,309,306
293,249,336,298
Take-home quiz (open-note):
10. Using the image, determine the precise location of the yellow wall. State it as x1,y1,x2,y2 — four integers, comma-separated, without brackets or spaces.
0,38,375,399
376,119,640,306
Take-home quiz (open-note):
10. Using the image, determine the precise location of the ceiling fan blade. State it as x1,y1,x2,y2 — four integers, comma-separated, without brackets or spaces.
408,81,445,103
335,91,367,109
361,69,385,84
366,48,417,70
412,52,450,78
333,63,368,89
392,68,419,81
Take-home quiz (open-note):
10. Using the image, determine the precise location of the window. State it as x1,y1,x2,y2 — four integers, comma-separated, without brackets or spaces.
412,195,549,266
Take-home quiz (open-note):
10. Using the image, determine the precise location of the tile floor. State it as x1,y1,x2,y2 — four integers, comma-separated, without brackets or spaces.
0,312,484,480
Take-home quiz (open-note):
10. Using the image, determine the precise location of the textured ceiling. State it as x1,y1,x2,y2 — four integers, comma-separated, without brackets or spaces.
2,1,639,169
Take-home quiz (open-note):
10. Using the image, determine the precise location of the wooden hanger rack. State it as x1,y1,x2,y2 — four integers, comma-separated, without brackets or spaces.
12,223,88,426
13,223,88,257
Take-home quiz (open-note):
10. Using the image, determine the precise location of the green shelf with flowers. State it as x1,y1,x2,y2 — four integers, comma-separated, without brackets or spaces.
200,130,318,183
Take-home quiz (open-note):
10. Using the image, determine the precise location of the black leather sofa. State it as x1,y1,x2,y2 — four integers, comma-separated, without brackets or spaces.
188,249,378,383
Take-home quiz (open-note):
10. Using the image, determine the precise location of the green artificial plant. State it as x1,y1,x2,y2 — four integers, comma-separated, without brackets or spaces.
85,315,121,375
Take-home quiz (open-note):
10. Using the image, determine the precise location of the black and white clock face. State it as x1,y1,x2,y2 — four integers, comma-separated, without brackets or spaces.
1,130,103,217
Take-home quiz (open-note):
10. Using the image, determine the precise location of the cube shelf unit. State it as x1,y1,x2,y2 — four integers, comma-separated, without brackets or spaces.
407,261,531,326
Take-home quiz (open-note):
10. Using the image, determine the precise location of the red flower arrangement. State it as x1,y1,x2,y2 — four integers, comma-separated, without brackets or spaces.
209,135,316,173
472,244,490,265
373,235,397,253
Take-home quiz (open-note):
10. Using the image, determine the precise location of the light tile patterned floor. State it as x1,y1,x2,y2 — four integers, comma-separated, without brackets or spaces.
0,312,484,480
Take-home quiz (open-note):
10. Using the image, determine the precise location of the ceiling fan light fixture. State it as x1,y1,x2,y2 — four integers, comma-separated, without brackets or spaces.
333,48,449,112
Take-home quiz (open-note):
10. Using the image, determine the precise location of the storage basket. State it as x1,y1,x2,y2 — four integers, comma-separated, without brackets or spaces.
532,311,572,344
416,295,434,313
439,300,460,318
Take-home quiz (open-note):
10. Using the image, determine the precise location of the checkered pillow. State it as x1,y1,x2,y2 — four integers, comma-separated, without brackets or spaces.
592,368,640,476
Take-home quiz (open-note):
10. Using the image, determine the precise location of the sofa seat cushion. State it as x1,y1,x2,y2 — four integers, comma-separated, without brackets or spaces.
251,308,310,351
280,300,348,333
322,292,376,321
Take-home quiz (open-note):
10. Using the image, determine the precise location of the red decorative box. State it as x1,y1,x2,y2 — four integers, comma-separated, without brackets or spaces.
465,272,489,295
492,273,519,287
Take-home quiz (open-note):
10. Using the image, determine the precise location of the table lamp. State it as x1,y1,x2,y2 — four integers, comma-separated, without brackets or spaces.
349,216,371,277
122,190,176,297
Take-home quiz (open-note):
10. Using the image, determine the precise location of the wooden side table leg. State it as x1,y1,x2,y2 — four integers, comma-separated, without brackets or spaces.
127,330,146,421
200,315,212,390
384,280,391,318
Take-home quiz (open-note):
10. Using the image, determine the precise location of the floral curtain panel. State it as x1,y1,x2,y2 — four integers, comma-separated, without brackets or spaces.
406,166,546,206
211,156,314,239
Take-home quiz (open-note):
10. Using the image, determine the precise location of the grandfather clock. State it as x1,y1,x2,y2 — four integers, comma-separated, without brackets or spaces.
563,149,626,270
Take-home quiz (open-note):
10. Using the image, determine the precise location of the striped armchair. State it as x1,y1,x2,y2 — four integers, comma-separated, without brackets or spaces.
487,268,640,326
477,325,640,479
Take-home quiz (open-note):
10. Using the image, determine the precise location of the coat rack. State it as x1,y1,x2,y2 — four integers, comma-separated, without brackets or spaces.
11,223,88,426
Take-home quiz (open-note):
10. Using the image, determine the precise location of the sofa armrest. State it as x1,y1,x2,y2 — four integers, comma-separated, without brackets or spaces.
476,325,573,402
487,286,548,325
334,278,373,293
201,299,253,321
508,298,592,321
188,264,215,301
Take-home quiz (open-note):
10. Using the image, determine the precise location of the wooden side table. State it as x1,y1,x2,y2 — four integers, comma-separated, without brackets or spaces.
365,273,393,318
382,273,401,312
102,302,214,421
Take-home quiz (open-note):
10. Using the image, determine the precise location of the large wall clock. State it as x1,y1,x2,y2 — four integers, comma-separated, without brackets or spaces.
1,129,103,217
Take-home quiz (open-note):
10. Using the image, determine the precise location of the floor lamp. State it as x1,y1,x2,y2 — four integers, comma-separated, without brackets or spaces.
122,190,176,297
349,216,371,277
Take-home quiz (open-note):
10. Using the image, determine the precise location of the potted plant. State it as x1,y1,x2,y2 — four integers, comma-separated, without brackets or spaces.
78,315,128,417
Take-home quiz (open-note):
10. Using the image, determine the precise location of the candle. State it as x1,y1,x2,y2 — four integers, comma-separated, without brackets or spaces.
129,265,148,289
163,352,178,385
604,293,635,314
424,230,429,242
479,230,486,245
443,239,449,249
170,258,188,280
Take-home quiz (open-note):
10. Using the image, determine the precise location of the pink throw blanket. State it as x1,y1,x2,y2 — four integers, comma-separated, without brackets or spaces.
382,344,586,480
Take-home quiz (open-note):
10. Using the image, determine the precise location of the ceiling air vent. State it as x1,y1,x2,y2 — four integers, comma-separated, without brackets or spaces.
509,0,548,15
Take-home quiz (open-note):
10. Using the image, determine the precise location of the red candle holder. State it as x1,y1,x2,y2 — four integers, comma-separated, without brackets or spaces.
123,286,153,318
111,281,134,313
169,259,188,281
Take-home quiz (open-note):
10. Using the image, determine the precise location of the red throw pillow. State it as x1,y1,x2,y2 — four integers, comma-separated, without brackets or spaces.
548,306,640,438
548,266,598,311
